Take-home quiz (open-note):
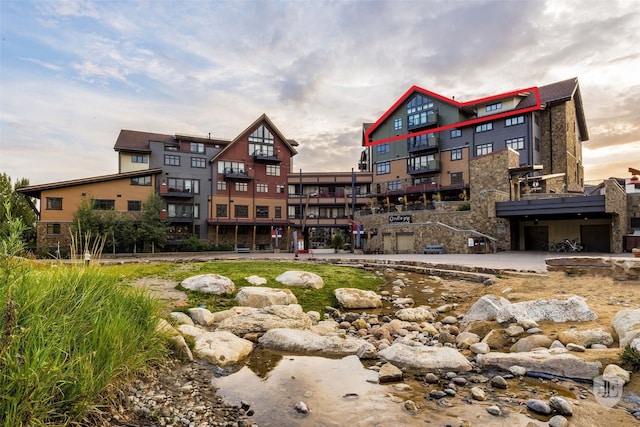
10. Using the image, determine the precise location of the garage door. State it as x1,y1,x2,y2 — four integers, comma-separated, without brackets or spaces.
580,224,610,252
524,226,549,251
397,233,414,254
383,233,393,254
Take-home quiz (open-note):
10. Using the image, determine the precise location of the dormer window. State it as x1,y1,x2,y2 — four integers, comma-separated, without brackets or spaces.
485,102,502,112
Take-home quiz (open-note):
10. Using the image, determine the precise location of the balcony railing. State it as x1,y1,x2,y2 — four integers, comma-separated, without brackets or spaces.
252,150,281,163
407,110,438,131
407,160,440,175
223,168,253,180
407,134,438,153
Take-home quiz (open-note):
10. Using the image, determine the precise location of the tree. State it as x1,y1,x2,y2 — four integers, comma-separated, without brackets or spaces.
0,174,37,246
138,192,167,253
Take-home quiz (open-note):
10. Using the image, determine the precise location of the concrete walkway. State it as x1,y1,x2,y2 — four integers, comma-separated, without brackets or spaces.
102,251,634,273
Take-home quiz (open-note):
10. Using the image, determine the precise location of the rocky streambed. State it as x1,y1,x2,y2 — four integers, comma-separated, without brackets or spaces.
116,262,640,427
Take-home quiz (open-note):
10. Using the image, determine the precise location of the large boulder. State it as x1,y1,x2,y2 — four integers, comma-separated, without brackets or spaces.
496,296,597,324
477,349,601,380
192,330,254,366
188,307,216,326
558,328,613,347
211,306,258,323
335,288,382,309
275,271,324,289
245,275,267,285
378,342,473,371
235,286,298,308
258,328,374,356
181,274,235,294
510,335,553,352
216,304,312,335
461,295,511,326
612,309,640,348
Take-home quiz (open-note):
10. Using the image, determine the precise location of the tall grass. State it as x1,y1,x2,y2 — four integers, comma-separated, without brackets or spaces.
1,210,169,426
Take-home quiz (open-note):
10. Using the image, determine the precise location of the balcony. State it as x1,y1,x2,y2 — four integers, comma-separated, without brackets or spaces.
407,109,438,131
223,168,254,181
407,134,439,154
160,184,196,198
407,160,440,175
252,149,281,163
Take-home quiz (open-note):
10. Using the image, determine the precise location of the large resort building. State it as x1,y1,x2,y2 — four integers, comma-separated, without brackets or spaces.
18,78,640,255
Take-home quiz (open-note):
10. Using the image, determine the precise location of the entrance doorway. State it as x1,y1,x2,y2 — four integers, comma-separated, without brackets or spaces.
524,226,549,251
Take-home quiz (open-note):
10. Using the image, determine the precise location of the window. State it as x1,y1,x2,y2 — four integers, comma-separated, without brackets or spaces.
257,183,269,193
249,124,275,157
46,223,61,235
217,181,227,191
46,197,62,210
191,157,206,168
131,155,148,163
164,142,179,151
276,185,285,194
388,180,401,191
475,143,493,156
235,205,249,218
506,137,525,150
168,203,199,219
450,129,461,138
190,142,205,154
394,117,402,130
256,205,269,218
235,182,248,192
475,123,493,133
376,143,390,155
128,200,142,211
167,178,200,194
275,206,282,219
451,148,462,161
407,95,436,128
266,164,280,176
219,161,246,174
376,161,390,175
486,102,502,112
93,199,115,210
505,116,524,126
408,154,437,171
216,204,227,217
451,172,463,185
164,154,180,166
131,176,151,186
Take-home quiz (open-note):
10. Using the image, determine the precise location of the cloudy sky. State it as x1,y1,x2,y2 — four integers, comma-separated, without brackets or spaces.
1,0,639,186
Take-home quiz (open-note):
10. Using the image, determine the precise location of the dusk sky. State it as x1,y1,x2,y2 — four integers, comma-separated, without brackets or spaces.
1,0,639,186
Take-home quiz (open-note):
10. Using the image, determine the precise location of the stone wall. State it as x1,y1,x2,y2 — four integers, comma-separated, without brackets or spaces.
627,193,640,232
604,179,628,253
36,222,73,254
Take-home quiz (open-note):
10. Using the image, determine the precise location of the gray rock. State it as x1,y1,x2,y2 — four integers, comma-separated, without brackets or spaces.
519,319,539,329
470,387,486,401
549,415,569,427
603,364,631,384
477,349,601,380
470,342,490,354
486,405,502,416
378,362,403,383
294,401,310,414
259,328,371,356
235,286,297,308
275,270,324,289
170,311,194,326
216,304,312,335
496,296,597,324
455,331,480,349
193,331,253,366
441,316,458,324
549,396,573,416
558,328,613,347
461,295,511,325
245,275,267,285
566,343,586,352
395,306,434,322
335,288,382,309
490,375,508,389
612,309,640,348
378,342,473,371
509,365,527,376
429,390,447,399
526,398,552,415
181,274,235,294
188,307,216,326
356,342,378,359
505,325,525,337
510,335,553,352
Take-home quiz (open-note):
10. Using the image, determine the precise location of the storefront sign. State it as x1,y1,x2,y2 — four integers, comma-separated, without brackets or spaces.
389,215,411,224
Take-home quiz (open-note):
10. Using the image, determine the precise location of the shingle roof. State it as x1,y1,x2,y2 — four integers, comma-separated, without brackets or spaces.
517,77,578,109
113,130,230,152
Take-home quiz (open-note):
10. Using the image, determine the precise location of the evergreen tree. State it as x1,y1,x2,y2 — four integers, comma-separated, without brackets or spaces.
138,192,167,253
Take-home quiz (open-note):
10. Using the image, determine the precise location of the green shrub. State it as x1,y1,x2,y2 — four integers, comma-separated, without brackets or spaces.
456,202,471,211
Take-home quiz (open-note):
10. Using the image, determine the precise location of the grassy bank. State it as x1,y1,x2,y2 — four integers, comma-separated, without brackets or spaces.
104,260,385,313
0,263,168,426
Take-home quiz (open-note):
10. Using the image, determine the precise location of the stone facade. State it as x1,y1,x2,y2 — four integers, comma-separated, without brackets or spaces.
36,222,73,254
604,179,628,252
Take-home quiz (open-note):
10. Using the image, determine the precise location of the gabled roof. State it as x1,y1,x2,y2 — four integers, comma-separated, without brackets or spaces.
16,169,163,198
210,114,298,163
